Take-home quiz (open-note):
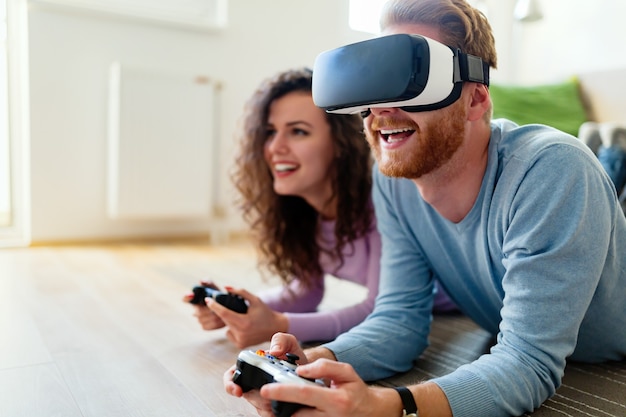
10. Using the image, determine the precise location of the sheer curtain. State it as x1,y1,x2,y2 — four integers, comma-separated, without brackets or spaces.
0,0,30,247
0,0,9,228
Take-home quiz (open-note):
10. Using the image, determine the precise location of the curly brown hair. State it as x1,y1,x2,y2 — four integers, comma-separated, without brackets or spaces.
231,67,373,289
380,0,498,69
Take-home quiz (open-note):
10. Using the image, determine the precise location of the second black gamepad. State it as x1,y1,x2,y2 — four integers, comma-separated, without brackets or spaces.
231,350,324,417
189,285,248,314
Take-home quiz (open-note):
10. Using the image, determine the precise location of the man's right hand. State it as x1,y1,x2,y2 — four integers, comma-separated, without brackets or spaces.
223,332,334,416
266,332,309,363
269,332,339,364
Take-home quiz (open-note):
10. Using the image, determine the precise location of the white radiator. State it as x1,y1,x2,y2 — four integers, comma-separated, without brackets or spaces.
107,62,220,220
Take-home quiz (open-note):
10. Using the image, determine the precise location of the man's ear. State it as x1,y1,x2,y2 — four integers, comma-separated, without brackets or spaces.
466,83,490,122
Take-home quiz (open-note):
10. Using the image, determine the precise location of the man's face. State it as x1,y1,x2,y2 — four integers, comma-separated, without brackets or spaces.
364,100,467,179
363,23,468,179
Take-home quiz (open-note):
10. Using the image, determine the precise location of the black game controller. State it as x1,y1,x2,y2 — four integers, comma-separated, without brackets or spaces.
189,285,248,314
232,350,324,417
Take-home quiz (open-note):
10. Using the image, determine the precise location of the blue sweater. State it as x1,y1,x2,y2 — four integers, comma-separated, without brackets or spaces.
323,119,626,417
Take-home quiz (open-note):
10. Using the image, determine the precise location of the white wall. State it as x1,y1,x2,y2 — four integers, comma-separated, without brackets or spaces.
27,0,370,242
25,0,626,243
468,0,626,84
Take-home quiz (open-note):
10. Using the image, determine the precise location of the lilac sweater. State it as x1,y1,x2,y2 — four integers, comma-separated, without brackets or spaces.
258,216,457,343
258,219,381,342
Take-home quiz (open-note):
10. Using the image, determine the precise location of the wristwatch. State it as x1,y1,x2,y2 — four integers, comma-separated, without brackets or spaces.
394,386,419,417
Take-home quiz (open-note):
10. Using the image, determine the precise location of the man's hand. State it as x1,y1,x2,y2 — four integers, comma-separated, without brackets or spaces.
223,364,275,417
267,332,309,363
261,358,396,417
225,333,453,417
223,333,314,416
225,332,386,417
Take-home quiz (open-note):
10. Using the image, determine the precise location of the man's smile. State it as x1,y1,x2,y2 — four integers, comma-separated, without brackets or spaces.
379,127,415,143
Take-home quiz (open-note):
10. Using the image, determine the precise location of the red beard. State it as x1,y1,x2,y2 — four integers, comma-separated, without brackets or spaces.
366,101,467,179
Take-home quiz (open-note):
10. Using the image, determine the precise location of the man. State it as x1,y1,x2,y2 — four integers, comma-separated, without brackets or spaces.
224,0,626,416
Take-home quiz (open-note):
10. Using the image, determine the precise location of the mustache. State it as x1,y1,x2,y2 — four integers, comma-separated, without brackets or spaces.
369,115,419,131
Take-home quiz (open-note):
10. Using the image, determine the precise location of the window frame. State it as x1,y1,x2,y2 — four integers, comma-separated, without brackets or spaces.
0,0,31,248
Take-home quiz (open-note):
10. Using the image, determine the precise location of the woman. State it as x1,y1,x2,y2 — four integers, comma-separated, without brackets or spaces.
185,67,455,349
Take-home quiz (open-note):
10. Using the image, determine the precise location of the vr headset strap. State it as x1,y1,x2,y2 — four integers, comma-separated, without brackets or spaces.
397,51,489,114
455,50,490,86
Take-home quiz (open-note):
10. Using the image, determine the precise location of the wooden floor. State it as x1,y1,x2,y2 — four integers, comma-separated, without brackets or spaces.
2,240,624,417
0,239,277,417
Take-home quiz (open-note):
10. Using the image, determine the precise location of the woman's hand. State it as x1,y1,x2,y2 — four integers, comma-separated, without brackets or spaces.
182,280,225,330
183,281,225,330
208,287,289,349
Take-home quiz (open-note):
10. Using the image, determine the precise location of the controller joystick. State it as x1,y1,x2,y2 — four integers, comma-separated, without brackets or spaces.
189,285,248,314
285,353,299,365
231,350,324,417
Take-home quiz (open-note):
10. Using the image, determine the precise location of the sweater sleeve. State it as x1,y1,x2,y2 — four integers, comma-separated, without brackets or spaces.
324,169,433,378
258,278,324,314
258,224,381,343
284,227,381,342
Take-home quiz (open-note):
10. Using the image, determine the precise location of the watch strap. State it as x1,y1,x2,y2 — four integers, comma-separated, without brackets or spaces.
394,386,418,417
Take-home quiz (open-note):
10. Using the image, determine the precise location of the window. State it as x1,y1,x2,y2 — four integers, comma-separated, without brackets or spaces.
349,0,489,34
348,0,388,34
0,0,9,228
0,0,30,247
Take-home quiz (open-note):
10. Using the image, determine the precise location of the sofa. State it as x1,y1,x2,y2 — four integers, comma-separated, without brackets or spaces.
488,67,626,136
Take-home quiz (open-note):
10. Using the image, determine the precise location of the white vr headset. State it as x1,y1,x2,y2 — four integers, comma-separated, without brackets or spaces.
312,34,490,116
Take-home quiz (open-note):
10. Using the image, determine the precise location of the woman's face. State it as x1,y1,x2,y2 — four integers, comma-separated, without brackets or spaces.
264,91,336,213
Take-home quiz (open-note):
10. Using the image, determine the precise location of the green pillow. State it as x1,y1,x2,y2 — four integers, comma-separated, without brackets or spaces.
489,77,589,136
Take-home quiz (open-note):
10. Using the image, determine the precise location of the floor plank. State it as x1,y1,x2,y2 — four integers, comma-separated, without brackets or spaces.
2,241,623,417
0,241,261,417
0,363,83,417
